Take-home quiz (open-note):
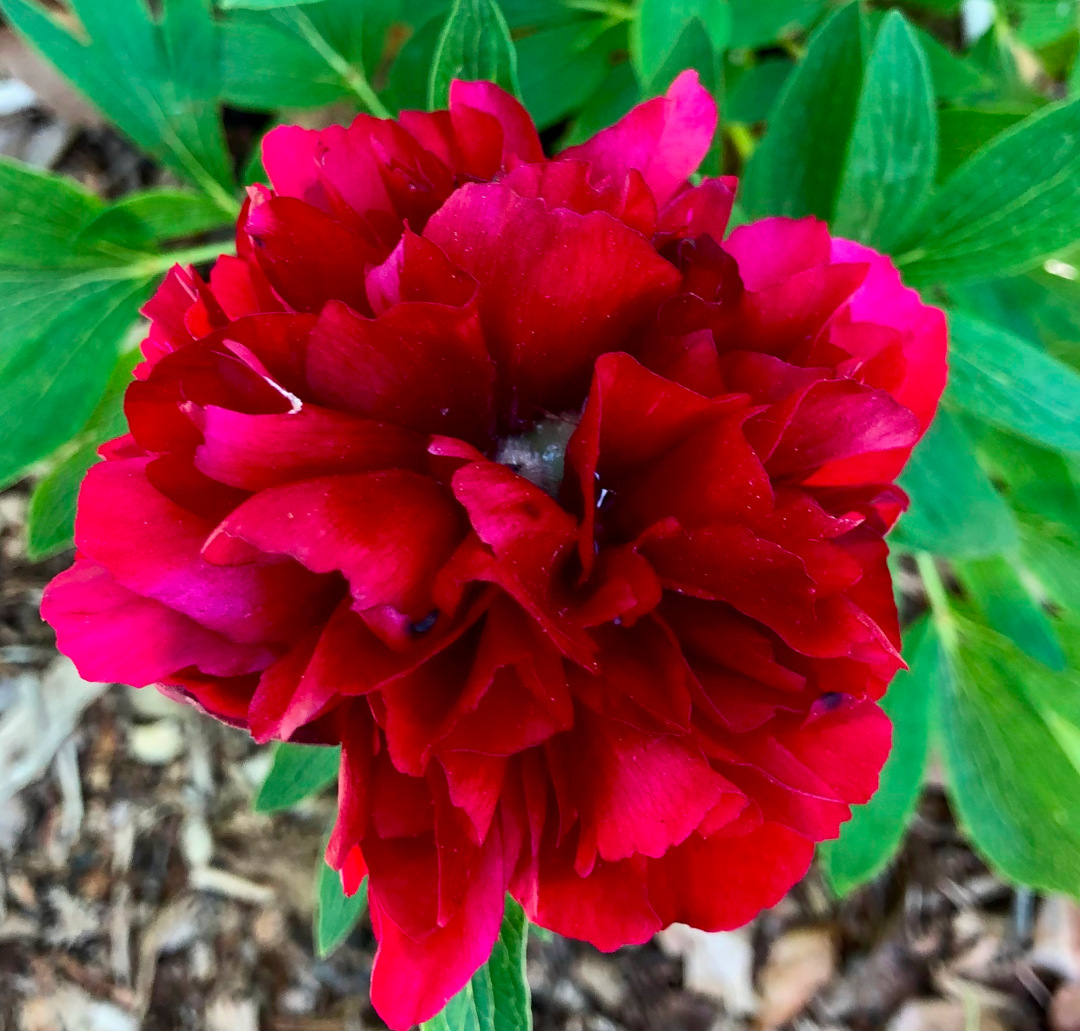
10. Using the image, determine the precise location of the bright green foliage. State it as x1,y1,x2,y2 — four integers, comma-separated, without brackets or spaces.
900,96,1080,284
221,0,394,114
421,899,531,1031
741,2,866,220
315,860,368,957
946,311,1080,453
26,347,141,560
726,59,792,124
727,0,826,49
79,190,233,248
0,160,182,490
832,12,937,251
819,618,939,896
255,742,342,812
518,21,625,129
955,555,1066,669
221,0,324,7
429,0,519,108
0,0,236,209
632,0,730,91
935,619,1080,896
895,409,1019,557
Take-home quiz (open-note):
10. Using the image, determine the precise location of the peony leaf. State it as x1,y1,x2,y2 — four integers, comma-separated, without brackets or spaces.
975,429,1080,541
315,859,368,958
0,0,236,210
517,20,623,130
0,158,223,490
78,190,232,249
428,0,519,109
26,347,141,561
220,0,394,114
946,311,1080,454
632,0,730,92
954,555,1066,670
895,408,1019,557
422,898,531,1031
819,617,938,897
832,11,937,252
254,742,341,813
219,0,323,7
898,95,1080,284
741,1,866,220
727,0,827,49
726,58,792,124
936,619,1080,896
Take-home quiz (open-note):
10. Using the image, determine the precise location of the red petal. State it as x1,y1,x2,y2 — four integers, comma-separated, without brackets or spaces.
244,193,382,314
450,79,544,173
204,471,464,617
76,458,329,645
424,183,679,418
41,560,272,686
194,404,425,491
306,299,494,445
368,825,508,1030
560,70,717,206
648,821,813,929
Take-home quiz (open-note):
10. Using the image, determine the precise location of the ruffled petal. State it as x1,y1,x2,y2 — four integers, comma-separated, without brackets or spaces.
424,182,680,418
561,70,717,207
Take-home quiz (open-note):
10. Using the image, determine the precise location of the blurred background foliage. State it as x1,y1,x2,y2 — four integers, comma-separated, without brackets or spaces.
2,0,1080,960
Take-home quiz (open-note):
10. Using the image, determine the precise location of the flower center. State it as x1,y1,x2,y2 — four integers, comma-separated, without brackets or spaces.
495,413,580,497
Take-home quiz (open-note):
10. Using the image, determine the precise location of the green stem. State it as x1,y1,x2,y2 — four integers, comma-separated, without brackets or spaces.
915,551,959,650
285,9,391,119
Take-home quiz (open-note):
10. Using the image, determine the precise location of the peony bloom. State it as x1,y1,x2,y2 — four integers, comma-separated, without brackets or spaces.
43,72,946,1029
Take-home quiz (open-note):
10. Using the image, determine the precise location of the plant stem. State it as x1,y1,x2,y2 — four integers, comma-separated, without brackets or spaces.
285,9,392,119
915,551,959,650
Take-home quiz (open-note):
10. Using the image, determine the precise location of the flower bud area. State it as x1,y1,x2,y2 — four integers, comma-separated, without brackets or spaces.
495,413,580,497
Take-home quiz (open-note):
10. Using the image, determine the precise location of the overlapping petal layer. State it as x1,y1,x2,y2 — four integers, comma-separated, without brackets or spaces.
42,71,946,1029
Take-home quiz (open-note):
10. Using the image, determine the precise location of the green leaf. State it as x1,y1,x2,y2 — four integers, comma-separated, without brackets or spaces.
26,441,98,561
916,26,990,101
899,95,1080,284
26,346,141,560
80,189,232,248
1020,524,1080,619
429,0,519,109
315,859,367,958
220,0,394,114
947,311,1080,453
254,742,341,813
832,12,937,251
741,2,865,220
955,555,1066,669
820,618,938,897
0,159,202,487
936,107,1028,182
937,620,1080,895
728,0,826,49
220,0,323,7
421,898,531,1031
645,17,719,95
973,426,1080,540
633,0,729,89
517,20,621,129
726,58,791,124
560,60,639,147
894,408,1019,557
0,0,235,209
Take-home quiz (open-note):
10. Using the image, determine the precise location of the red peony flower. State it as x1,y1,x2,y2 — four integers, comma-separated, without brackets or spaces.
43,72,946,1029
